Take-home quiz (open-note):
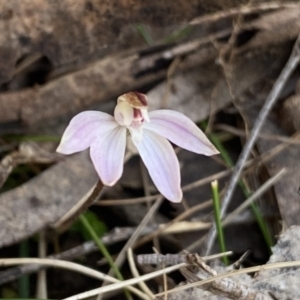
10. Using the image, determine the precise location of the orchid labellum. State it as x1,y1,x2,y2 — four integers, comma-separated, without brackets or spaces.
57,92,219,202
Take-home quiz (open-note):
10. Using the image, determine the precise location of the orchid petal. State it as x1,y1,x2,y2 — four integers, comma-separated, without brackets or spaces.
56,111,118,155
90,126,126,186
145,110,219,156
133,129,182,202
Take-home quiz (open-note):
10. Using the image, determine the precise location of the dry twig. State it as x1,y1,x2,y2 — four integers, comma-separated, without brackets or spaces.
127,248,154,299
103,197,164,282
0,141,59,189
190,1,298,25
155,260,300,298
179,254,272,300
0,258,148,300
186,168,286,252
0,227,142,285
137,252,232,266
204,33,300,255
63,263,187,300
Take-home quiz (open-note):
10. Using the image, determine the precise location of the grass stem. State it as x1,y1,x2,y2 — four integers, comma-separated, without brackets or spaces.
211,180,228,265
205,124,273,251
79,214,133,300
18,240,30,298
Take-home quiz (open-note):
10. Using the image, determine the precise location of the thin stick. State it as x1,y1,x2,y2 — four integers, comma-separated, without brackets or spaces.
216,124,300,144
105,197,164,277
0,258,149,300
190,1,298,25
222,168,286,226
96,195,158,206
63,263,187,300
134,199,212,248
182,169,232,192
204,33,300,255
137,251,233,265
53,180,104,230
127,248,154,299
97,197,163,300
207,124,273,249
63,252,233,300
97,169,233,206
186,168,288,252
0,227,138,285
155,260,300,297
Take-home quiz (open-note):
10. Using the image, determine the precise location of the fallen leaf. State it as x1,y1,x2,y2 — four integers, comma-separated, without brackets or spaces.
0,152,97,248
0,0,226,84
0,141,59,189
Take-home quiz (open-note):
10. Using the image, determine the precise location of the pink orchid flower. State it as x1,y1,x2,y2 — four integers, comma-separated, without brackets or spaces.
57,92,219,202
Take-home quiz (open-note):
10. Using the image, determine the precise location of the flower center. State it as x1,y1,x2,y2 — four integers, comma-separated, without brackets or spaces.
114,101,147,127
114,92,150,143
132,108,144,126
114,92,149,128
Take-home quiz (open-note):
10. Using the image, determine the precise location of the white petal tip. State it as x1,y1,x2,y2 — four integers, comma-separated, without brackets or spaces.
98,176,119,187
102,180,117,187
165,190,183,203
56,143,77,155
199,145,220,156
208,148,220,156
56,144,67,154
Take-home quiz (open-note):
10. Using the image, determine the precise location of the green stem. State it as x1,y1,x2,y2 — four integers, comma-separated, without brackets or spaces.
211,180,228,265
79,214,132,300
250,202,273,250
207,126,273,251
18,240,30,298
135,24,153,46
163,25,192,44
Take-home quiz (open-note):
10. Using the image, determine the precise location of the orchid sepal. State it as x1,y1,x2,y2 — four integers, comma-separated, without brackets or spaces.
145,110,219,156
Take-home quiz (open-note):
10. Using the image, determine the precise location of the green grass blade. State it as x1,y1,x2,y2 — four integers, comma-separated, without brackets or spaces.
18,240,30,298
135,24,153,46
163,25,192,44
211,180,228,265
79,214,133,300
204,123,273,251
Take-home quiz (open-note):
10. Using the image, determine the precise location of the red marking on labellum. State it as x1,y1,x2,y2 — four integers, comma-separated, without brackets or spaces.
133,108,144,124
